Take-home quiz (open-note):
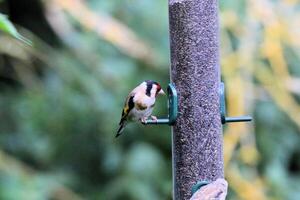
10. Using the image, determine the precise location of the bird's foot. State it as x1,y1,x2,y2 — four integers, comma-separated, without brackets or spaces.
150,115,158,122
140,117,148,124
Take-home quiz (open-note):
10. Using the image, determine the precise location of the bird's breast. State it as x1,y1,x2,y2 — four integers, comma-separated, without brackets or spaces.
129,107,154,121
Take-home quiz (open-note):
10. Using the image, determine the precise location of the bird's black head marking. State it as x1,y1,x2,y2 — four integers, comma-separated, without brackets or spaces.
145,80,160,97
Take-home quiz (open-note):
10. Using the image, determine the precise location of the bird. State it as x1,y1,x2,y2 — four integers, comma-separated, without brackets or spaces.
116,80,165,138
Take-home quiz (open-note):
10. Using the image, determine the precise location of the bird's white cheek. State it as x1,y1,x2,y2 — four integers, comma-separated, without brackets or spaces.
143,97,155,106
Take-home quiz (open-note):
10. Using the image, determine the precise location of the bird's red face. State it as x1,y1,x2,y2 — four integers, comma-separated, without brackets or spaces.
155,83,165,97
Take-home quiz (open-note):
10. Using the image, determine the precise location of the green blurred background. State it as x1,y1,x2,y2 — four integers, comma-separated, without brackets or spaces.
0,0,300,199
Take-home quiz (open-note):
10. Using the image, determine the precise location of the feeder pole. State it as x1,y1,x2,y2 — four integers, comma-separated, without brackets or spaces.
169,0,224,199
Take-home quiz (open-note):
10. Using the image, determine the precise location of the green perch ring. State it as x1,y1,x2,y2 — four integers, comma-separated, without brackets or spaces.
191,181,211,194
220,82,252,124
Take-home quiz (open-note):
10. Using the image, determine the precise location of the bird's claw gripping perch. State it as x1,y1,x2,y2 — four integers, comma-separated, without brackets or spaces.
150,116,158,122
140,117,148,124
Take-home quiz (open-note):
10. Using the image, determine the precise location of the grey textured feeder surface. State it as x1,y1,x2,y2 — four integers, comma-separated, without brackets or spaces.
169,0,223,199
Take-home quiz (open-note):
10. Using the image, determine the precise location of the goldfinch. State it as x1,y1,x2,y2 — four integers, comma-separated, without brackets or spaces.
116,80,165,138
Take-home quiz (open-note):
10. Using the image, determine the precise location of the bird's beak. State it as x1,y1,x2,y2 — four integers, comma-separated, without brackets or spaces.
158,89,165,95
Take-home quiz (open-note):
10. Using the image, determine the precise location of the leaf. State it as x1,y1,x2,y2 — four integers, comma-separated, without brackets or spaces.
0,13,32,46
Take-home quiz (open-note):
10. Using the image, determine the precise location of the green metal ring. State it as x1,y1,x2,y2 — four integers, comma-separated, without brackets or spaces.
191,180,211,194
220,82,252,124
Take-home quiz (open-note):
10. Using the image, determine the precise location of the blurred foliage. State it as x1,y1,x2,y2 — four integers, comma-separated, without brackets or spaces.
221,0,300,199
0,0,299,199
0,13,32,45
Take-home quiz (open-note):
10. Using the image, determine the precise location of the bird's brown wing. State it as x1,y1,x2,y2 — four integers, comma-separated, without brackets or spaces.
119,93,135,124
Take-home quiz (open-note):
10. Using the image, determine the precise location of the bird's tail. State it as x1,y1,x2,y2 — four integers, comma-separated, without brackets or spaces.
116,120,127,138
